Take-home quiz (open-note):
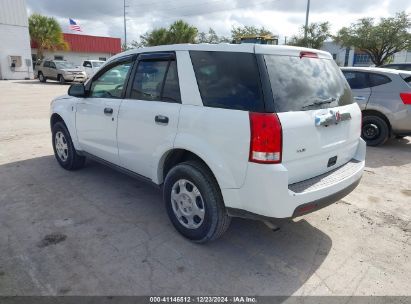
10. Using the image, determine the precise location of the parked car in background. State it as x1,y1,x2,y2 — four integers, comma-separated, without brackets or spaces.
50,44,365,242
380,63,411,71
82,60,105,78
342,67,411,146
36,60,87,84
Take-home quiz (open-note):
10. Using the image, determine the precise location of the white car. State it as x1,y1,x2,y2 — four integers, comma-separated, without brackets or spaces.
50,44,366,243
81,60,105,78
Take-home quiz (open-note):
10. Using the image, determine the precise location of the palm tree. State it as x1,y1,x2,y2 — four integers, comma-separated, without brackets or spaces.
140,20,198,47
141,28,170,46
29,14,69,60
168,20,198,44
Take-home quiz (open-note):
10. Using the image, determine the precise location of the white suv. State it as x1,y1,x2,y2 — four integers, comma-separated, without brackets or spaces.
50,44,366,243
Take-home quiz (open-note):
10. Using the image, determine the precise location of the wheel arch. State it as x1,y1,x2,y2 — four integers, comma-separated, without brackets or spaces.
50,102,81,150
50,113,65,129
158,149,220,188
362,109,392,134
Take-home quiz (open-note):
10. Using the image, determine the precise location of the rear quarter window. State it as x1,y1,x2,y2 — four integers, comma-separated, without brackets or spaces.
190,51,264,112
401,74,411,87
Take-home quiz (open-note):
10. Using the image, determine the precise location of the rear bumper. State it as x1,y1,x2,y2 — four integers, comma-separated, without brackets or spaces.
222,138,366,219
390,109,411,133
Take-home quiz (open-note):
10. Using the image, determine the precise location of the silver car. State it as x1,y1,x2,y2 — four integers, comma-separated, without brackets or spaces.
342,67,411,146
36,60,87,84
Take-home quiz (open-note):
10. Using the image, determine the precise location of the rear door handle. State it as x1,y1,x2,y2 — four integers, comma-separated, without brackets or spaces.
104,107,113,115
155,115,169,124
354,96,366,101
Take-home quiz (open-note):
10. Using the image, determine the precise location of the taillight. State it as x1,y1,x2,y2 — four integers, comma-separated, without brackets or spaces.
400,93,411,105
249,112,282,164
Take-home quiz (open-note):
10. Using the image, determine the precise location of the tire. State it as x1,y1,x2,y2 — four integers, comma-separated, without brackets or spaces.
361,115,389,146
52,121,86,170
163,161,231,243
38,72,46,83
58,75,65,84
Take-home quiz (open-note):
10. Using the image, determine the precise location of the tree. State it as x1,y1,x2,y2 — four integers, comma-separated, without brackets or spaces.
288,22,331,49
168,20,198,44
231,25,272,42
198,28,230,44
335,12,411,66
139,20,198,47
29,14,68,60
122,43,133,51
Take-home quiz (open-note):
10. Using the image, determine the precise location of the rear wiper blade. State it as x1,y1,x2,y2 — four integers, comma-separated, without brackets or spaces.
302,97,337,109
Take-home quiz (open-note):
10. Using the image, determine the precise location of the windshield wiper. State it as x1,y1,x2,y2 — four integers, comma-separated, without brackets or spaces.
302,97,337,109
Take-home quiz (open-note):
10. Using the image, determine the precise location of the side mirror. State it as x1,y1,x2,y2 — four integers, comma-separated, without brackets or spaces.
68,83,86,97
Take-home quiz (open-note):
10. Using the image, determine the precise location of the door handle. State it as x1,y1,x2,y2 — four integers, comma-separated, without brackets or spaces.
104,107,113,115
353,96,366,101
155,115,169,124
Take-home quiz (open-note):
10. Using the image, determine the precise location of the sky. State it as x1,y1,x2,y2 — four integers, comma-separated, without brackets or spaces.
26,0,411,44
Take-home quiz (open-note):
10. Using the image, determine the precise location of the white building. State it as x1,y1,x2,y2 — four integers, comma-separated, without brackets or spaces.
393,50,411,63
322,41,355,67
0,0,34,80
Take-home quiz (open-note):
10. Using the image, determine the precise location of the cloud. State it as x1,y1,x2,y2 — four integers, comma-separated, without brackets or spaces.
26,0,411,44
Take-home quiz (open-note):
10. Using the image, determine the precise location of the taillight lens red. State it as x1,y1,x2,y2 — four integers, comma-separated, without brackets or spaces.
249,112,282,164
400,93,411,105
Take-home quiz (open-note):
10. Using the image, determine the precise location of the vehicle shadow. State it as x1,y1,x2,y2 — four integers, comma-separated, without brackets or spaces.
0,155,332,296
12,80,70,86
366,136,411,168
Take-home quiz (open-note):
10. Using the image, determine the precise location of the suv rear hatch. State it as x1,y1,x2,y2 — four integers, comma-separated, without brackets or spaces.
256,45,362,184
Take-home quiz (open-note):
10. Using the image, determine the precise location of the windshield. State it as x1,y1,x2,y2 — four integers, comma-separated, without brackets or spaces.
55,62,77,69
93,62,104,68
264,55,353,112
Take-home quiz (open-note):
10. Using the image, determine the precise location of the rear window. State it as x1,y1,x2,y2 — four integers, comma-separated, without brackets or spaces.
190,51,264,112
265,55,353,112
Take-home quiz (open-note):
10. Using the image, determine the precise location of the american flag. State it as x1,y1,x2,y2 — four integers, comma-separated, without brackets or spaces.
69,18,82,32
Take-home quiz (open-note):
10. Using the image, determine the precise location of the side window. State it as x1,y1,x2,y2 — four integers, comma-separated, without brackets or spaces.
49,62,56,69
43,61,50,68
343,72,369,89
90,60,132,99
162,61,181,103
369,73,391,87
130,59,181,103
190,51,264,111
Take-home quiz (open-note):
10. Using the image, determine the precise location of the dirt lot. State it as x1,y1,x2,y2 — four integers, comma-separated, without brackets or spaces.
0,80,410,296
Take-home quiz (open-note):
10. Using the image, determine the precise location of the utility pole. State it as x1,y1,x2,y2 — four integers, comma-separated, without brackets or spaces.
304,0,311,42
123,0,128,49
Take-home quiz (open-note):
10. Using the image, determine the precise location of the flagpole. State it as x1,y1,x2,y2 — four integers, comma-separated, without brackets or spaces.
304,0,311,42
123,0,127,48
